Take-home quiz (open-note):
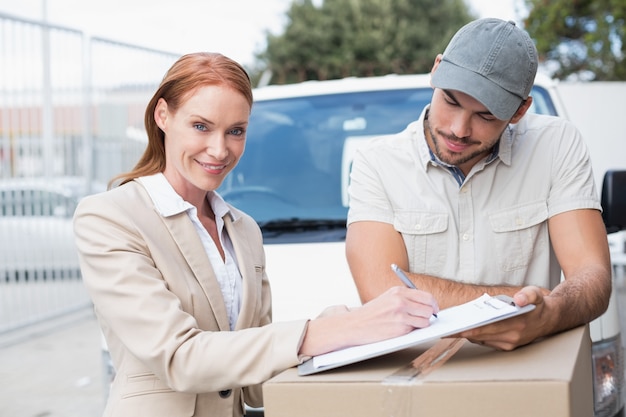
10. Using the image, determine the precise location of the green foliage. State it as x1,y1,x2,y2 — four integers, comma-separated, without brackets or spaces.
255,0,474,84
524,0,626,80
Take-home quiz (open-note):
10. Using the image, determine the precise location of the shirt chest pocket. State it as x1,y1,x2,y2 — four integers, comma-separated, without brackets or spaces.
394,211,448,275
488,202,549,272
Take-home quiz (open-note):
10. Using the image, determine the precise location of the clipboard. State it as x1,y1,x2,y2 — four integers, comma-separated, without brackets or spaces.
298,293,535,376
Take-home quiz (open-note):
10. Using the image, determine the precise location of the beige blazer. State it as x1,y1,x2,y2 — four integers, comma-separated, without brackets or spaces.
74,180,307,417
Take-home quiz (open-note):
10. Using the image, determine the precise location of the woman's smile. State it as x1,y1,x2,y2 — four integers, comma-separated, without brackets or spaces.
195,159,229,174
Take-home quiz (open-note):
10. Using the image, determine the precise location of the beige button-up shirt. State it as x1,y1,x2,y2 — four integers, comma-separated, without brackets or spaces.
348,108,600,289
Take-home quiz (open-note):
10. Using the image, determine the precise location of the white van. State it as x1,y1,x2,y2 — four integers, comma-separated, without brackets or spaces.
223,73,625,417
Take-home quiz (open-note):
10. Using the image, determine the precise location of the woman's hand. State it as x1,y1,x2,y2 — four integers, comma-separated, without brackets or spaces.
299,286,438,357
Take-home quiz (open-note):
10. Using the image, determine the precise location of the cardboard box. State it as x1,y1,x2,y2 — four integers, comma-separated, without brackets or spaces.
263,325,592,417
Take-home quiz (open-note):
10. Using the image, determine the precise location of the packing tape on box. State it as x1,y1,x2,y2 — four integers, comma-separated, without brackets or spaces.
383,337,467,383
380,338,468,414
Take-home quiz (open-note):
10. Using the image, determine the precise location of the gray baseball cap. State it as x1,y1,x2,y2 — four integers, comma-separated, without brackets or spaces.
431,18,538,120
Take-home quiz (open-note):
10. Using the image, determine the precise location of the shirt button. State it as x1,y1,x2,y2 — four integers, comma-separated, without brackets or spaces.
462,233,469,241
219,389,232,398
415,224,422,230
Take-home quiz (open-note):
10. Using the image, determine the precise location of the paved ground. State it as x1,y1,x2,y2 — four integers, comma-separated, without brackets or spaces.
0,308,105,417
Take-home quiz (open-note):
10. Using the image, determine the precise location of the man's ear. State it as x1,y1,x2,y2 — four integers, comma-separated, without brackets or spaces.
429,54,444,88
510,96,533,124
154,98,168,130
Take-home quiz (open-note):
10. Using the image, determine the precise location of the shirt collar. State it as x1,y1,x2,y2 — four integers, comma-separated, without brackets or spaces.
497,126,513,166
412,107,433,171
136,173,235,221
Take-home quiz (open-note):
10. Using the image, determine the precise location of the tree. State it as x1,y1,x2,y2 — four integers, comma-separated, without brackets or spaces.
524,0,626,80
255,0,474,84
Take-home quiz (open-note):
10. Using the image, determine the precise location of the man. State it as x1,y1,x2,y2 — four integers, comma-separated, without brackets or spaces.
345,18,611,351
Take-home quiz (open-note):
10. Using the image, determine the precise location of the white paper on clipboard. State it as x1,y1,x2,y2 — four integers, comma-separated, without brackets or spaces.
298,293,535,376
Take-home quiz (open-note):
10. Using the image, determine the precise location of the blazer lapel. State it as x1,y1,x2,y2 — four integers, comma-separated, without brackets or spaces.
224,214,260,330
162,212,231,331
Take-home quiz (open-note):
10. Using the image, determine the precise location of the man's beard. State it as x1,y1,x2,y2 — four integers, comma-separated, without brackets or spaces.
426,121,502,168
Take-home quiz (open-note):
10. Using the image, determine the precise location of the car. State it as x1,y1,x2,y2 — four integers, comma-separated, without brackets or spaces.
217,73,625,417
0,176,105,282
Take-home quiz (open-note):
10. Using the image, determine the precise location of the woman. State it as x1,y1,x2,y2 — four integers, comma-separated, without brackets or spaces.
73,52,438,417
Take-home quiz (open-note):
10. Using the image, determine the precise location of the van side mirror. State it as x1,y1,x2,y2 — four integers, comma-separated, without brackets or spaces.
601,170,626,233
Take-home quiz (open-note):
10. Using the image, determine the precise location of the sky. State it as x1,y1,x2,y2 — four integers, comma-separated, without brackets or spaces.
0,0,526,67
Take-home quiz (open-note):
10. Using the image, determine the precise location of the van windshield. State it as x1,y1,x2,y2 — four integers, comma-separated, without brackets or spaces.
218,88,431,232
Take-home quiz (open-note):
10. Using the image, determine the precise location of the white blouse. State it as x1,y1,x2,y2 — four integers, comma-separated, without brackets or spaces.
137,173,242,330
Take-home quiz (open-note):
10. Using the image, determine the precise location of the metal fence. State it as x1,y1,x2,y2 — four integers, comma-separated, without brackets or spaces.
0,11,180,336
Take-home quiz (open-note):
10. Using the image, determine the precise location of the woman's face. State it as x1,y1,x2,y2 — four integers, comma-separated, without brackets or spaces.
155,84,250,202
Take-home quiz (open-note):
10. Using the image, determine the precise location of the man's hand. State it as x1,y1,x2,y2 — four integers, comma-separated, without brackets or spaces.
455,286,548,350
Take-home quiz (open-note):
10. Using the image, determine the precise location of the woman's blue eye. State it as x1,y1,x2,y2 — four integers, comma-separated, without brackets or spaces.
229,128,244,136
194,123,207,131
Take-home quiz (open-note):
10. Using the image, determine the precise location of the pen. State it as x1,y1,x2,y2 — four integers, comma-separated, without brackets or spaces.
391,263,437,318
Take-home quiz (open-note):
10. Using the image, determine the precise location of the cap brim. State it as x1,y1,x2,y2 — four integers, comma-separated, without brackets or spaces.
431,59,523,121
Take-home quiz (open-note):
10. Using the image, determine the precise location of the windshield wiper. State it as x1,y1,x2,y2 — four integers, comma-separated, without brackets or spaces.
258,218,346,232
